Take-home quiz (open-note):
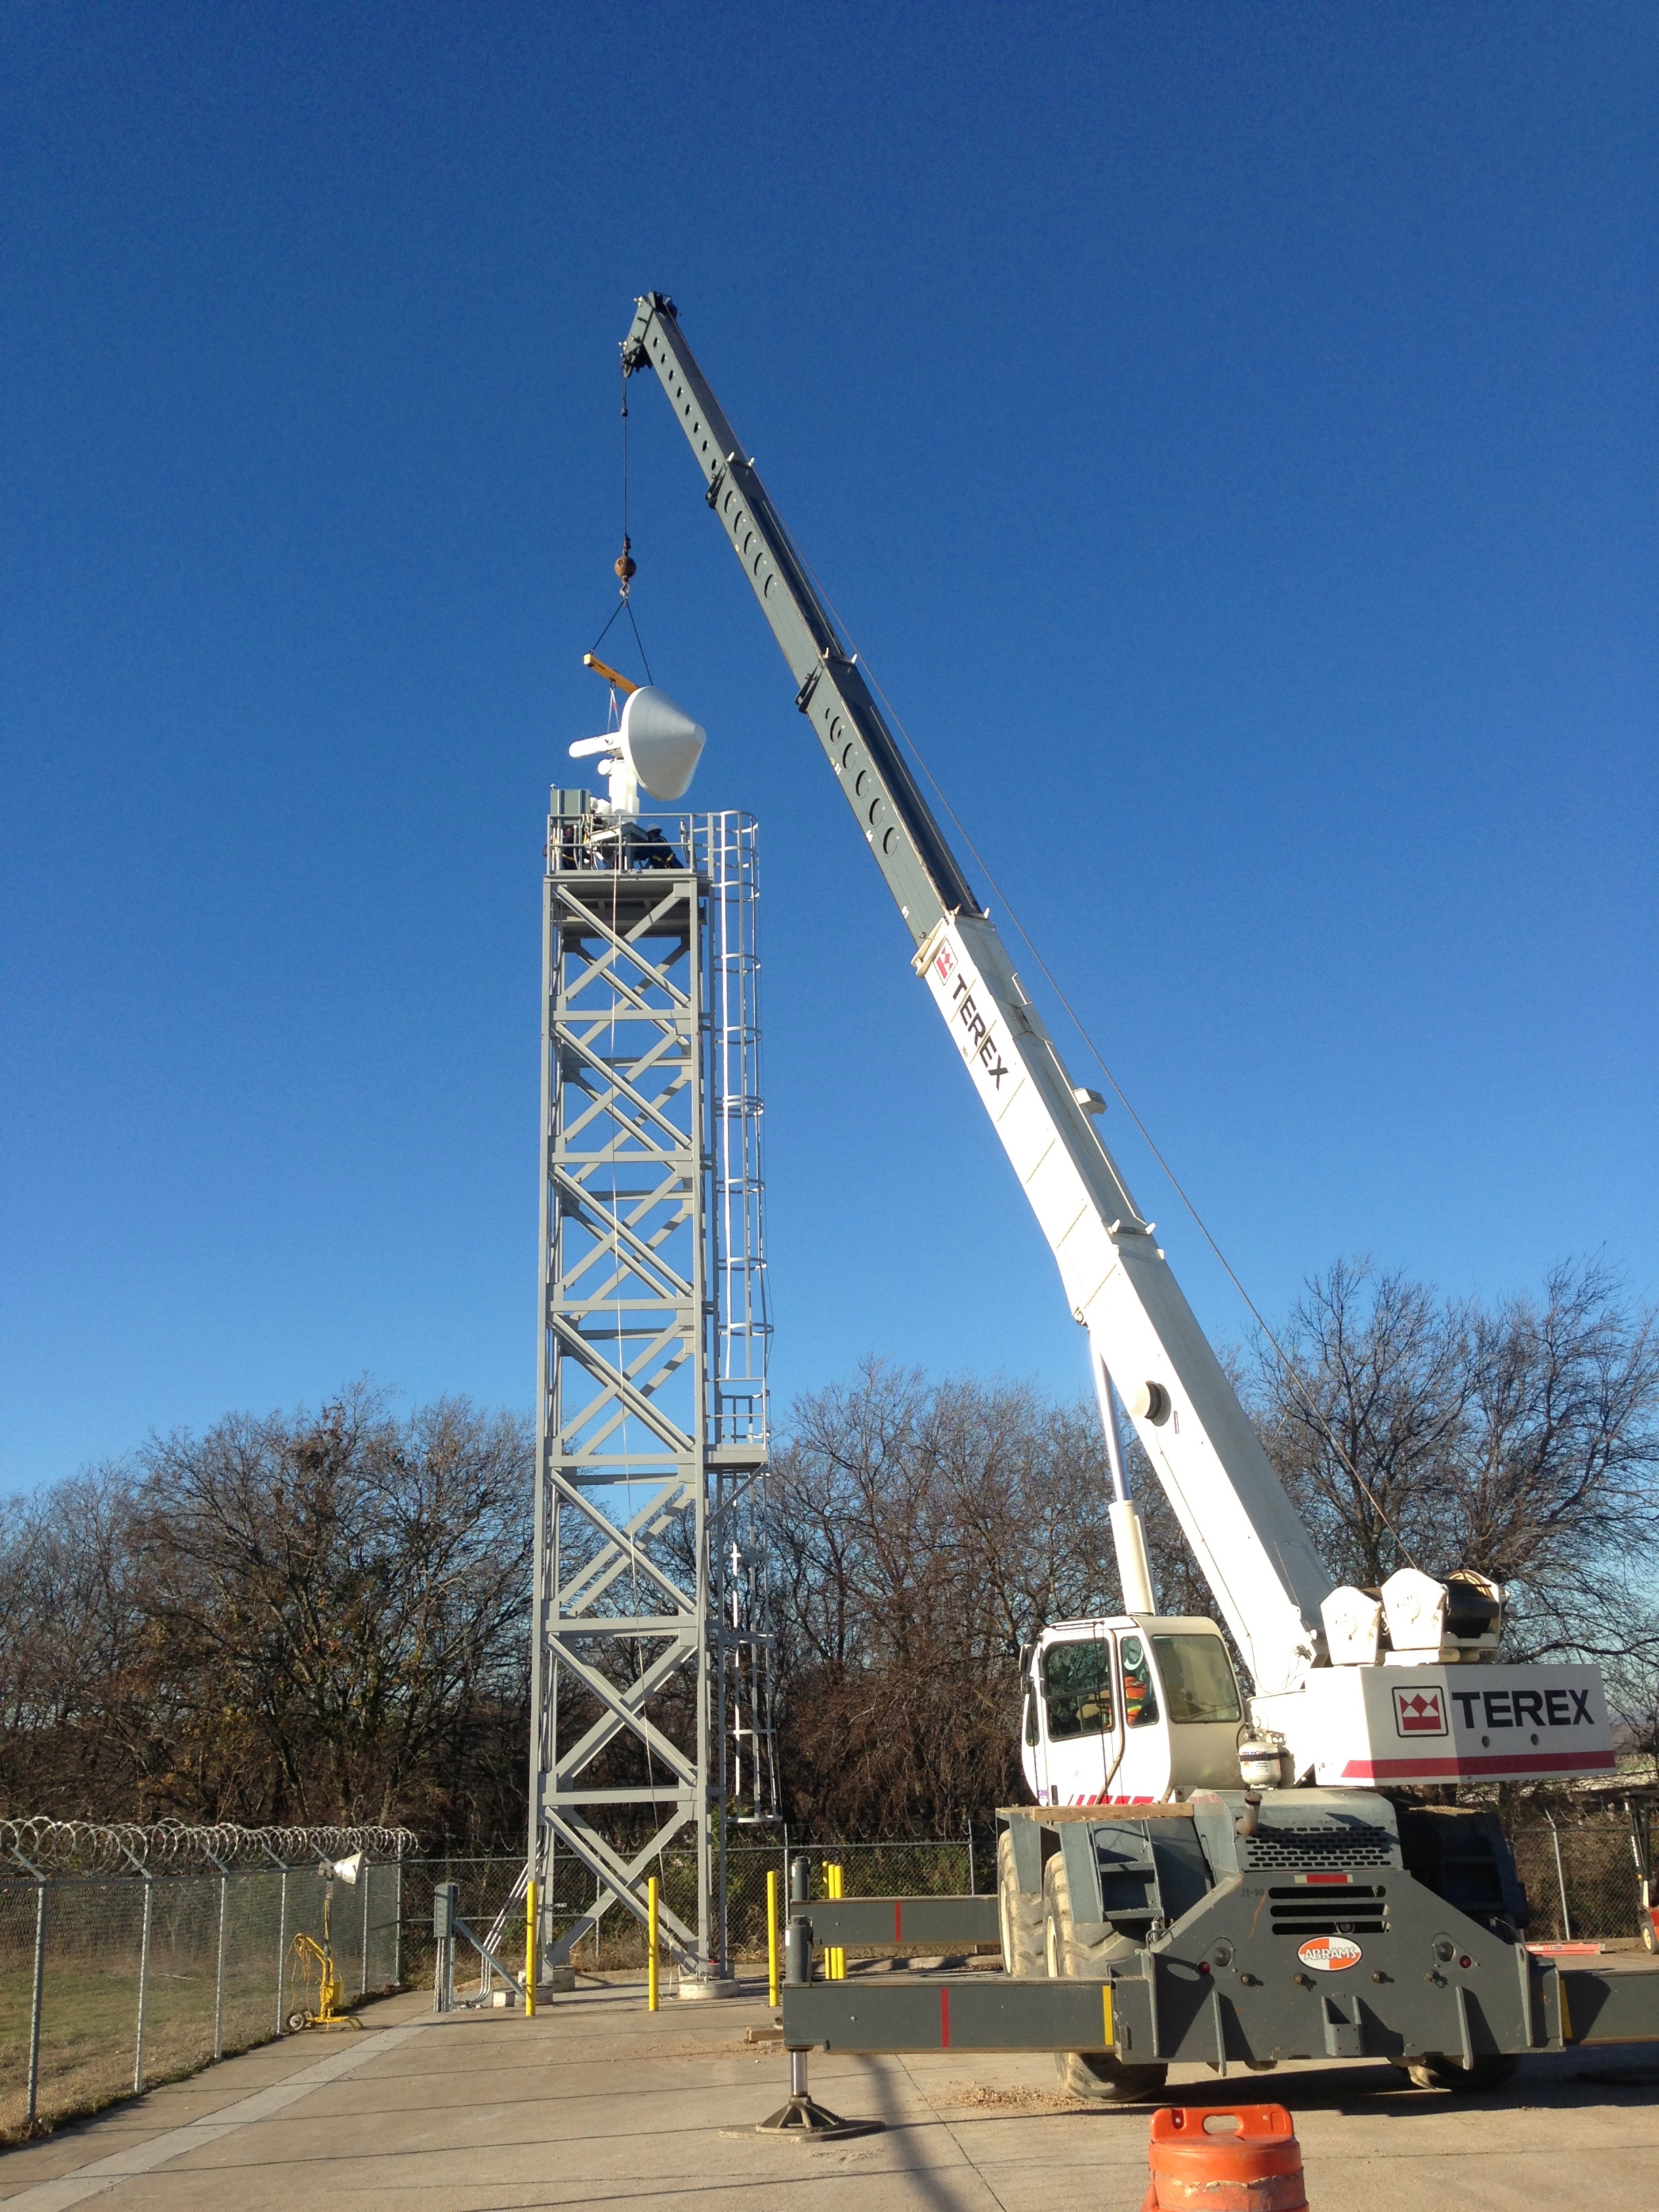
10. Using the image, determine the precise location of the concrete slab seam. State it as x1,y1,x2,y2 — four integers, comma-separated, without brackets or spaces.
4,2023,428,2212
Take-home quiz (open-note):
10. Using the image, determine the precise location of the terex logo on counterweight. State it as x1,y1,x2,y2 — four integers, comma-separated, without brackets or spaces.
1393,1687,1446,1738
942,970,1008,1089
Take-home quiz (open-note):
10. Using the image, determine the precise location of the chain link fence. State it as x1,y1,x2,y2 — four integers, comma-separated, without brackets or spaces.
397,1855,528,1992
5,1814,1644,2145
396,1839,981,1984
0,1831,409,2146
1511,1820,1645,1943
541,1837,977,1972
0,1836,977,2146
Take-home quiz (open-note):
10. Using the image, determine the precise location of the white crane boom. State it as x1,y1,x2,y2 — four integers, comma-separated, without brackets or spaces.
918,913,1330,1694
620,291,1334,1695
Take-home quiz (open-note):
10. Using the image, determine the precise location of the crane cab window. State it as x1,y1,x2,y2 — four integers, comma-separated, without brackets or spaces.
1119,1635,1160,1729
1151,1634,1242,1724
1041,1639,1115,1740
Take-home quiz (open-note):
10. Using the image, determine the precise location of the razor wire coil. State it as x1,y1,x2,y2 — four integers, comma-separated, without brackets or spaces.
0,1816,417,1874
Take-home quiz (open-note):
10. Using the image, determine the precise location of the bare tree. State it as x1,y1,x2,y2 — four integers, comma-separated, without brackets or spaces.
1250,1258,1659,1668
0,1465,150,1811
756,1360,1193,1836
0,1385,533,1845
5,1255,1653,1846
136,1382,533,1831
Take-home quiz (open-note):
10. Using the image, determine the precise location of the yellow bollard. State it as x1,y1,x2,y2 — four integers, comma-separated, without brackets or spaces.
766,1869,780,2008
827,1863,844,1982
525,1878,537,2018
647,1875,659,2011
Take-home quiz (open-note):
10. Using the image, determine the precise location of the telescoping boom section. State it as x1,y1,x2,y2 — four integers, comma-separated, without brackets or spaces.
620,291,1617,1800
621,291,1331,1702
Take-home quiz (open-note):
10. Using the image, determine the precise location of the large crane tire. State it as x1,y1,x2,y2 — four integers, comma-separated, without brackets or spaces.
1042,1853,1167,2102
997,1832,1044,1978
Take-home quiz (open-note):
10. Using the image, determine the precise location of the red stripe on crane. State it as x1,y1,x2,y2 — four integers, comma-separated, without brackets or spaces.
895,1901,903,1945
940,1988,951,2048
1340,1750,1614,1780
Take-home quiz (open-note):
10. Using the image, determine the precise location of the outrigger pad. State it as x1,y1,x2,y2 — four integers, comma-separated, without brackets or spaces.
755,2093,884,2138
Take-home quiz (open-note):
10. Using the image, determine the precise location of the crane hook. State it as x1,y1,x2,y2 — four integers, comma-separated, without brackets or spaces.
615,534,636,599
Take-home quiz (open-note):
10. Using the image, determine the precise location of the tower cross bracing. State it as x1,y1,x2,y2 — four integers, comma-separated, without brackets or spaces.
530,801,769,1980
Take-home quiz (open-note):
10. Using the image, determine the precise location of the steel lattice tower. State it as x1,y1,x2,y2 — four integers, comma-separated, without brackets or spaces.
529,797,769,1982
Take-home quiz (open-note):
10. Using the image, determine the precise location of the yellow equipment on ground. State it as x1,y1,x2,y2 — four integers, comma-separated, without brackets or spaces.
285,1860,365,2031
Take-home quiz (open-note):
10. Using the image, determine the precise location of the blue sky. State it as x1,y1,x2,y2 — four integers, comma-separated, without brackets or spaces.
2,2,1654,1492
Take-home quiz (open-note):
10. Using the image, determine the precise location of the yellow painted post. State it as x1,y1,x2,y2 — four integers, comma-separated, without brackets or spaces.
647,1876,659,2011
766,1869,780,2008
525,1879,537,2017
827,1863,844,1981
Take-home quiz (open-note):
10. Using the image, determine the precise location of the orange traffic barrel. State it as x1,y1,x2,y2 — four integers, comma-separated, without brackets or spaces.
1143,2104,1307,2212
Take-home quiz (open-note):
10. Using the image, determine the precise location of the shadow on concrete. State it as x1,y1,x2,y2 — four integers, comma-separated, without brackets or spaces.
1235,2051,1659,2118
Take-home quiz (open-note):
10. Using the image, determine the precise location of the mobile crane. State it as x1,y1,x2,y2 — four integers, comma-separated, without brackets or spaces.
614,292,1651,2096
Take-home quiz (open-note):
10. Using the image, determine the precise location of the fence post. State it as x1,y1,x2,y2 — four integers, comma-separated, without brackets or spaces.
1546,1811,1574,1941
766,1870,779,2009
361,1862,371,1997
134,1872,155,2094
394,1848,404,1988
26,1877,47,2129
433,1881,459,2013
966,1823,975,1896
276,1868,290,2032
213,1869,229,2060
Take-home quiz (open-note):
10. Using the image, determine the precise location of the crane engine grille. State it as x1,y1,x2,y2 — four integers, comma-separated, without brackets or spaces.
1269,1883,1389,1936
1244,1824,1397,1871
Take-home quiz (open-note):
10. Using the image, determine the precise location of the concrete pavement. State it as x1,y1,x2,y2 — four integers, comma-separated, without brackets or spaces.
1,1974,1655,2210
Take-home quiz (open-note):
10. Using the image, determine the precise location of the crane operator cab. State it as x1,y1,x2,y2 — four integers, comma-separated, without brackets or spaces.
1021,1618,1248,1805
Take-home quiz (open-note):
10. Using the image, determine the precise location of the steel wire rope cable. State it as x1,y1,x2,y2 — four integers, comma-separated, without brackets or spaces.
772,513,1418,1573
590,355,655,682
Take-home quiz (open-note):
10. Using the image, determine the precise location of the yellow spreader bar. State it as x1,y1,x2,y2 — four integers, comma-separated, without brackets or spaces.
583,652,638,694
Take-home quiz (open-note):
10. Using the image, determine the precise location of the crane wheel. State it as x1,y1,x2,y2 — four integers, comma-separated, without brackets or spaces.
997,1832,1044,1978
1042,1855,1166,2103
1393,2053,1520,2095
